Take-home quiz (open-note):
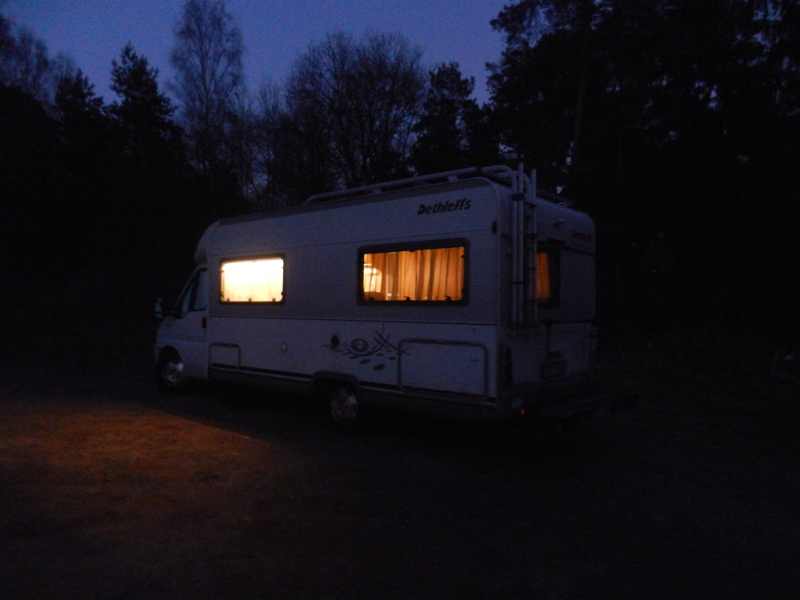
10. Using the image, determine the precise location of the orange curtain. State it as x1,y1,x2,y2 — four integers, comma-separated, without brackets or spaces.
364,247,464,301
536,252,551,301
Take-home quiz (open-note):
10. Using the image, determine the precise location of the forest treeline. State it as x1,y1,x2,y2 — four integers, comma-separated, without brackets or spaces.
1,0,798,334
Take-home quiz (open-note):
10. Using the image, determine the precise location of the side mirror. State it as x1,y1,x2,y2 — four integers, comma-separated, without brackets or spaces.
154,297,165,320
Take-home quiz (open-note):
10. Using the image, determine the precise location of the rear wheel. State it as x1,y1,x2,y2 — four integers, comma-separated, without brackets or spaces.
156,352,191,393
327,384,367,433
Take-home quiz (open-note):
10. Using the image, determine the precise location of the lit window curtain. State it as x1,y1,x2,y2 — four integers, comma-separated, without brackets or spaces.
536,252,551,301
363,252,390,300
399,251,417,299
426,247,463,300
221,259,283,302
363,247,463,301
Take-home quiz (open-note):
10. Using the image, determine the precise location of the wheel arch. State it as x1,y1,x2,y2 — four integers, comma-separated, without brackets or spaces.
311,371,363,396
157,345,181,363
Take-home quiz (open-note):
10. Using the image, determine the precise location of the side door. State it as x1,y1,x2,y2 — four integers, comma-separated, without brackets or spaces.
160,268,209,379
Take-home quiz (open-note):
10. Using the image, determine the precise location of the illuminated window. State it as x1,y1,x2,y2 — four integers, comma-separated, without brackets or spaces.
534,246,559,307
220,257,284,303
536,251,552,301
362,244,465,302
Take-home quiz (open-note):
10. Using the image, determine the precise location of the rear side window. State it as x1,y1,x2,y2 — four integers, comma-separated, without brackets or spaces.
220,257,284,303
361,242,466,302
534,244,560,308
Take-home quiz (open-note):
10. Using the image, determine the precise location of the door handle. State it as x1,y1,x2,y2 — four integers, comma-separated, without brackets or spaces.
201,317,207,329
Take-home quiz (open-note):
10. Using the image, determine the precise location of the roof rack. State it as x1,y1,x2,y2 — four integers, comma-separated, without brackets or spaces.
538,188,573,207
303,165,518,206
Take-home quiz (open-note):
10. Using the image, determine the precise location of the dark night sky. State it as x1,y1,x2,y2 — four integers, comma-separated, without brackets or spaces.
4,0,507,103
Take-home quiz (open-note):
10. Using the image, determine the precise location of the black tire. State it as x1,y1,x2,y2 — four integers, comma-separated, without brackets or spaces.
326,384,368,433
155,351,192,394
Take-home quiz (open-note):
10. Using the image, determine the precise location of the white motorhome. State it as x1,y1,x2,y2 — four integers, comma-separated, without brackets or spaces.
154,166,630,430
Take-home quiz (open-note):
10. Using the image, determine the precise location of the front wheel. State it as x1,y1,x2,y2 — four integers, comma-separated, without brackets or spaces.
156,353,191,393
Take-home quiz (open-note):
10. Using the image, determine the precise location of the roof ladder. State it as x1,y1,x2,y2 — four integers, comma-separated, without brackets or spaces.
510,165,538,332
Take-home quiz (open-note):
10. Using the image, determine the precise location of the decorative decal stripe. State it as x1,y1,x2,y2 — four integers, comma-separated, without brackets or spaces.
324,324,409,372
210,365,312,381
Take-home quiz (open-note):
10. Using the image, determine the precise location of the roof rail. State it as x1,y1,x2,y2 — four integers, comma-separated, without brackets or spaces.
538,188,573,207
303,165,517,206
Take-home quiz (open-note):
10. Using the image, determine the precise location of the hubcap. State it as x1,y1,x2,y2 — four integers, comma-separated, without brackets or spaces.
330,388,358,425
163,360,186,388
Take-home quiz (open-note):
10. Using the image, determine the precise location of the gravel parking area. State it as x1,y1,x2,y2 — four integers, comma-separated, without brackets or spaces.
1,333,799,599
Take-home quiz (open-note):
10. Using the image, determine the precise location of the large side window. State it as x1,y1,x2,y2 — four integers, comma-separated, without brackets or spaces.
220,257,284,303
361,242,466,302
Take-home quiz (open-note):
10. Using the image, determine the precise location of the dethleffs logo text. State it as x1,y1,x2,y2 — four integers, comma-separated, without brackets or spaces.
417,197,471,215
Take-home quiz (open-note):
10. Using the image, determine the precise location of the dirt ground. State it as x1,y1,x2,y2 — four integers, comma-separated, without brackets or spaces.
1,328,799,599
